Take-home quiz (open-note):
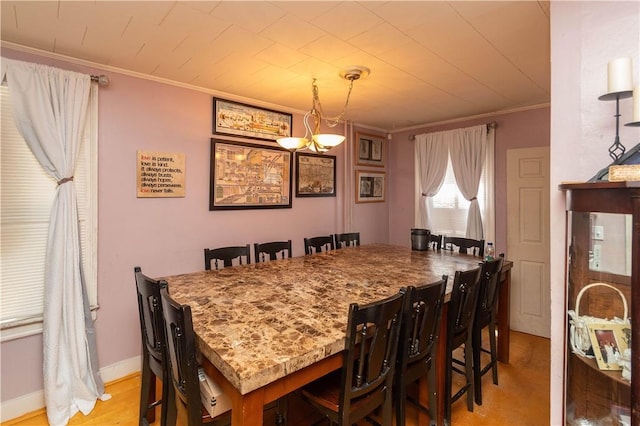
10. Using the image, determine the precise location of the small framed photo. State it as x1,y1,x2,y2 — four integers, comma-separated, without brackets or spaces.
356,170,385,203
295,153,336,197
355,132,386,167
587,323,631,370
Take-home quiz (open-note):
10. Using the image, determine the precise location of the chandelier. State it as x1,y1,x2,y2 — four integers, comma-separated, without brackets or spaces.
277,66,369,152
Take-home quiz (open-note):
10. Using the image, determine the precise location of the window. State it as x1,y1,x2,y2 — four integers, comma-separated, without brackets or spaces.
428,154,489,237
0,84,98,341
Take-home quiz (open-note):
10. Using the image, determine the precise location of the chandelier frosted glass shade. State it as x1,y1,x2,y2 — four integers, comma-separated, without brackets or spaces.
313,133,345,147
276,137,309,150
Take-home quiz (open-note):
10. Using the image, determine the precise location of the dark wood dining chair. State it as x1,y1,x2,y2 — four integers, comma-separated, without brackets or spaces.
472,254,505,405
429,233,443,250
159,287,231,426
334,232,360,248
443,236,485,258
134,266,176,426
254,240,292,262
299,290,406,425
394,276,447,426
445,266,482,425
303,235,335,255
204,244,251,270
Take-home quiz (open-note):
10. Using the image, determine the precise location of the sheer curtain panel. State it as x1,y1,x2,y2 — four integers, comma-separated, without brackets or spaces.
1,58,108,426
414,131,449,229
449,125,487,240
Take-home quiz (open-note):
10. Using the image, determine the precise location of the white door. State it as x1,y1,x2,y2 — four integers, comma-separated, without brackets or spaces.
506,147,550,338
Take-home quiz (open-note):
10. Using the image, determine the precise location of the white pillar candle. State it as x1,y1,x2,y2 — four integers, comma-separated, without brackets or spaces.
607,57,633,93
632,85,640,122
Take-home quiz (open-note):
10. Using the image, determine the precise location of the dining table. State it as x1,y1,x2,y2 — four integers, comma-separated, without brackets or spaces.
162,243,513,426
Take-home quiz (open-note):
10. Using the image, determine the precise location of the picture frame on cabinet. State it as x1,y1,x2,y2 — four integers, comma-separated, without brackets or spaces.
588,323,630,370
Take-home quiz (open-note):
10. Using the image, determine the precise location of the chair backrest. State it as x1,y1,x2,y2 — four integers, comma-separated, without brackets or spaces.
338,290,405,424
443,236,485,258
160,288,209,425
134,266,167,369
254,240,292,262
447,266,482,348
397,277,447,381
303,235,335,255
475,254,505,328
429,233,443,250
204,244,251,270
334,232,361,248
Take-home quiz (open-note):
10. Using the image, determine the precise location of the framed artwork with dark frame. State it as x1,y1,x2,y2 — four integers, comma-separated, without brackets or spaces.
355,131,386,167
587,322,631,370
212,97,292,141
209,139,293,210
295,153,336,197
356,170,386,203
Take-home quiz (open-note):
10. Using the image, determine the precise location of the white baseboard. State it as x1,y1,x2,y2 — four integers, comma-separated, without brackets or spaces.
98,355,141,383
0,355,141,422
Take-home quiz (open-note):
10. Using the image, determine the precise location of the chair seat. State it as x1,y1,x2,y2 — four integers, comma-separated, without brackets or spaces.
300,370,341,412
300,369,388,423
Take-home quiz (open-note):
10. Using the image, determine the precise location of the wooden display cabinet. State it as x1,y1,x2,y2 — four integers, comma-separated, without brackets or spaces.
560,182,639,425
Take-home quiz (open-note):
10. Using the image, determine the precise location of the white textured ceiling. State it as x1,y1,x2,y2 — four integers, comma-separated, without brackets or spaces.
0,1,550,131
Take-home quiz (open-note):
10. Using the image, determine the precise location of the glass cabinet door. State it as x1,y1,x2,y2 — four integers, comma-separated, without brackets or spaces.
566,210,632,426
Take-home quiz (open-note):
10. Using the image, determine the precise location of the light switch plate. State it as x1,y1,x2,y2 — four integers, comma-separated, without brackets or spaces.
593,225,604,240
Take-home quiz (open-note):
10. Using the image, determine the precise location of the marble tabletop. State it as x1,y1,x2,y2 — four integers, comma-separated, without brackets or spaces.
163,243,484,395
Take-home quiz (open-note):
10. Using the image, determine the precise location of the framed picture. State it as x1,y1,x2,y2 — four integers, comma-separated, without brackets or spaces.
213,98,292,141
587,322,631,370
356,170,385,203
355,131,386,167
296,153,336,197
209,139,292,210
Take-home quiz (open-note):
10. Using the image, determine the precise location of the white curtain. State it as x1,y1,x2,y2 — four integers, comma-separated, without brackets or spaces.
482,126,496,245
1,59,108,425
449,125,487,239
414,131,449,229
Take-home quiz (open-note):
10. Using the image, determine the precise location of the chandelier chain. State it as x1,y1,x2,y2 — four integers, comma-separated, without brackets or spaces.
311,78,355,129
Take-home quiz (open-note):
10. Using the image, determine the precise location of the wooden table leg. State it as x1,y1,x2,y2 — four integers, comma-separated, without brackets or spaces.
231,390,264,426
497,268,512,363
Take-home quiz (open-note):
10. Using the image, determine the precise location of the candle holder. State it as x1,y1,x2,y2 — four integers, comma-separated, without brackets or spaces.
599,89,633,160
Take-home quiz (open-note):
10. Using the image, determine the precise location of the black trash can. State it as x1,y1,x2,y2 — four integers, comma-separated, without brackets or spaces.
411,228,430,251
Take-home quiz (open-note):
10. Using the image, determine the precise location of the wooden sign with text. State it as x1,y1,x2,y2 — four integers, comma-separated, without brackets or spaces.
137,151,186,197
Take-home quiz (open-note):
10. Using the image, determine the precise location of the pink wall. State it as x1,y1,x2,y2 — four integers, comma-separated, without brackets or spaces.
387,107,550,255
549,3,640,424
0,47,388,405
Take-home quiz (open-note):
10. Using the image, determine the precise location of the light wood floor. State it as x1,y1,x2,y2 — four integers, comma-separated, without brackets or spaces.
4,331,550,426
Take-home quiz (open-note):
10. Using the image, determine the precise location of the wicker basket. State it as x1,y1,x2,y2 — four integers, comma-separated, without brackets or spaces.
568,282,629,358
